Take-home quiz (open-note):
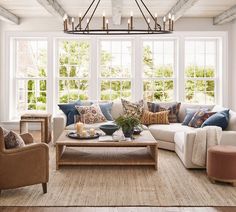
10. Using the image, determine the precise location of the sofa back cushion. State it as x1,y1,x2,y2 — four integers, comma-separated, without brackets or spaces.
178,103,214,123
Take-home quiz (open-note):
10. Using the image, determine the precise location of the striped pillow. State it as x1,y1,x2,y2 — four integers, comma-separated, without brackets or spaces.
141,110,170,125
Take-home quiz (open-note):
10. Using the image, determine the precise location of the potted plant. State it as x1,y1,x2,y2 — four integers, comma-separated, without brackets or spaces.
115,115,141,138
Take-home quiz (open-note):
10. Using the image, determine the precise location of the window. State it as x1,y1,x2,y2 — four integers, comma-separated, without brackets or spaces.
99,40,132,100
142,40,175,102
58,40,90,103
184,39,217,104
15,39,47,115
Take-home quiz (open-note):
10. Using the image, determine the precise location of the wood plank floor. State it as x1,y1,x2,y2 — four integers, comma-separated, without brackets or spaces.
1,207,236,212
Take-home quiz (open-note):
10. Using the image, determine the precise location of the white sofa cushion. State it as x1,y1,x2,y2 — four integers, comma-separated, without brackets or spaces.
148,123,196,143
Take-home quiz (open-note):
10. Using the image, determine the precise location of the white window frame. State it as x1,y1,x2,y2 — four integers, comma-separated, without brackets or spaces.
55,38,92,107
184,38,219,104
141,38,178,102
97,37,135,101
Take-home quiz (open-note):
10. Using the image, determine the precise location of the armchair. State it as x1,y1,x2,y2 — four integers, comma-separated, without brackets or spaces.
0,127,49,194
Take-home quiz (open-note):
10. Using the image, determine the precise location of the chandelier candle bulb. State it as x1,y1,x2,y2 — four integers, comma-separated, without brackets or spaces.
171,15,175,31
128,19,130,30
102,11,105,30
79,13,82,30
86,18,89,30
163,16,166,31
168,13,172,31
130,11,133,30
147,18,150,30
63,14,68,31
106,19,109,30
155,13,157,30
71,17,74,30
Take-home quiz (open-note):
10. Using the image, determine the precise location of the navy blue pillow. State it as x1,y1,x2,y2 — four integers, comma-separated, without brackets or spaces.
58,100,82,126
201,109,230,130
99,102,113,121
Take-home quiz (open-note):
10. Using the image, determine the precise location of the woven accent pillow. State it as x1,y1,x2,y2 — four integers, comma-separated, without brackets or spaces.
4,131,25,149
121,99,144,119
141,110,170,125
75,104,107,124
147,102,181,123
188,111,216,128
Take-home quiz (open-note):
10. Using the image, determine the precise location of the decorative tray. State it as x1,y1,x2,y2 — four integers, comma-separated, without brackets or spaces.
67,132,100,140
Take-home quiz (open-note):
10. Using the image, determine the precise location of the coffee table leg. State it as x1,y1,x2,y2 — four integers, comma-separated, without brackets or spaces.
148,145,158,170
56,144,64,170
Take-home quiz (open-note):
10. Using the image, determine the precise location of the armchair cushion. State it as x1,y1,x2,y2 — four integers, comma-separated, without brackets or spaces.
4,130,25,149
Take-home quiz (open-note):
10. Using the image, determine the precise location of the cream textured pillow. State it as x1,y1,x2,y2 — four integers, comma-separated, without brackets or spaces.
141,110,170,125
121,99,144,119
4,131,25,149
75,104,107,124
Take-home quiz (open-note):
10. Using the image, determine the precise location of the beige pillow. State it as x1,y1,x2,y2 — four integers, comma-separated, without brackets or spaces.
121,99,144,119
75,104,107,124
141,110,170,125
4,131,25,149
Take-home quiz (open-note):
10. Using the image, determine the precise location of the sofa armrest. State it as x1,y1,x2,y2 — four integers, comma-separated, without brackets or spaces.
220,131,236,146
53,116,66,143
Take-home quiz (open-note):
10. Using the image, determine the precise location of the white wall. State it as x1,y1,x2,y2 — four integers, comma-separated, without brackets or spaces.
0,17,235,126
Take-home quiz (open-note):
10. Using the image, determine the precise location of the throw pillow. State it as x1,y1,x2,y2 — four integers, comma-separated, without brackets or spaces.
75,104,107,124
141,110,170,125
147,102,181,123
99,102,114,121
201,109,230,130
121,99,144,119
182,108,209,126
188,111,216,128
58,100,82,126
4,131,25,149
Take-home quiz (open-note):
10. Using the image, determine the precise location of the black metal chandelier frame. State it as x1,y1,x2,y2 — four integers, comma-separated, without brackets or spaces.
63,0,174,35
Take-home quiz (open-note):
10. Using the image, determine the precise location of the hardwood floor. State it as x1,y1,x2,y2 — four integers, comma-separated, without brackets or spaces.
0,207,236,212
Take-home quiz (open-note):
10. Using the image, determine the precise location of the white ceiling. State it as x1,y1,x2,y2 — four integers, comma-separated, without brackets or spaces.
0,0,235,18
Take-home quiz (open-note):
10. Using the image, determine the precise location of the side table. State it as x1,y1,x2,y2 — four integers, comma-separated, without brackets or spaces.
20,113,52,143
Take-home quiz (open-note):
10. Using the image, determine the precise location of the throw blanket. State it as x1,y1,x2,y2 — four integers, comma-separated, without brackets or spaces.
192,126,222,167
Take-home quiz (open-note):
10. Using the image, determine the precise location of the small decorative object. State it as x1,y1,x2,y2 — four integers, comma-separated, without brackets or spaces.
76,122,84,134
115,115,141,138
89,128,96,136
81,130,87,137
133,126,143,135
99,124,119,135
67,132,99,140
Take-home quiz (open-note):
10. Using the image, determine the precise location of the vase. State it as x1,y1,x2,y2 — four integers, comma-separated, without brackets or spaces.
122,127,134,138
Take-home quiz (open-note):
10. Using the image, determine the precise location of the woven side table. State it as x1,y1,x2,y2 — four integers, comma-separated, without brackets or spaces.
20,113,52,143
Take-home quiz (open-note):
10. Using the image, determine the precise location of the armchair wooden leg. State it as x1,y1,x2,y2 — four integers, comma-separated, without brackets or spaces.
42,183,47,194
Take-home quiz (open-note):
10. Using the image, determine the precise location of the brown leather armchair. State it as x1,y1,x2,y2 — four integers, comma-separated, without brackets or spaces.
0,127,49,194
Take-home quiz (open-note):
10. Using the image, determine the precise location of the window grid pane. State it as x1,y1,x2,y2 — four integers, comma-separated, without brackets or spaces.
184,40,216,104
58,40,90,103
100,41,132,101
143,40,175,102
16,40,47,114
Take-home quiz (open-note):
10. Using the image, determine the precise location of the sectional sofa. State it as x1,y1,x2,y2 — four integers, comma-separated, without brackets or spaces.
53,101,236,169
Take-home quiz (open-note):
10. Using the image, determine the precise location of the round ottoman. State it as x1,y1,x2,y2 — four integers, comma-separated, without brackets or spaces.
207,145,236,186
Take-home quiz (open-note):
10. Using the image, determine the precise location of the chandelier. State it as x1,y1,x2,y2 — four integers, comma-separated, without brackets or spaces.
63,0,175,35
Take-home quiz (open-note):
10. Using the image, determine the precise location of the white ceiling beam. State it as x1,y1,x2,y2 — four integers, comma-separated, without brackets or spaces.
0,5,19,25
213,5,236,25
112,0,123,25
36,0,66,20
165,0,199,21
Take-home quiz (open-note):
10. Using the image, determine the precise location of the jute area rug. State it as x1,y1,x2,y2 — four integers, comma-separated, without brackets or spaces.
1,145,236,207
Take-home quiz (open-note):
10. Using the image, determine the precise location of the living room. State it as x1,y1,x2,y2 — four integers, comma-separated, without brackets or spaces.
0,0,236,211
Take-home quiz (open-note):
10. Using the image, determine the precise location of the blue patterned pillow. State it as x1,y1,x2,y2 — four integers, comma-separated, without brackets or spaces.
201,110,230,130
99,102,114,121
182,108,208,126
58,100,82,126
188,111,216,128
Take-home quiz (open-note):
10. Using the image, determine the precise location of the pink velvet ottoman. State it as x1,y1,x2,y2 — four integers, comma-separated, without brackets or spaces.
207,145,236,186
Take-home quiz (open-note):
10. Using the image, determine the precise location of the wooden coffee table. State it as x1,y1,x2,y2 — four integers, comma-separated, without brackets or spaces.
56,130,158,170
